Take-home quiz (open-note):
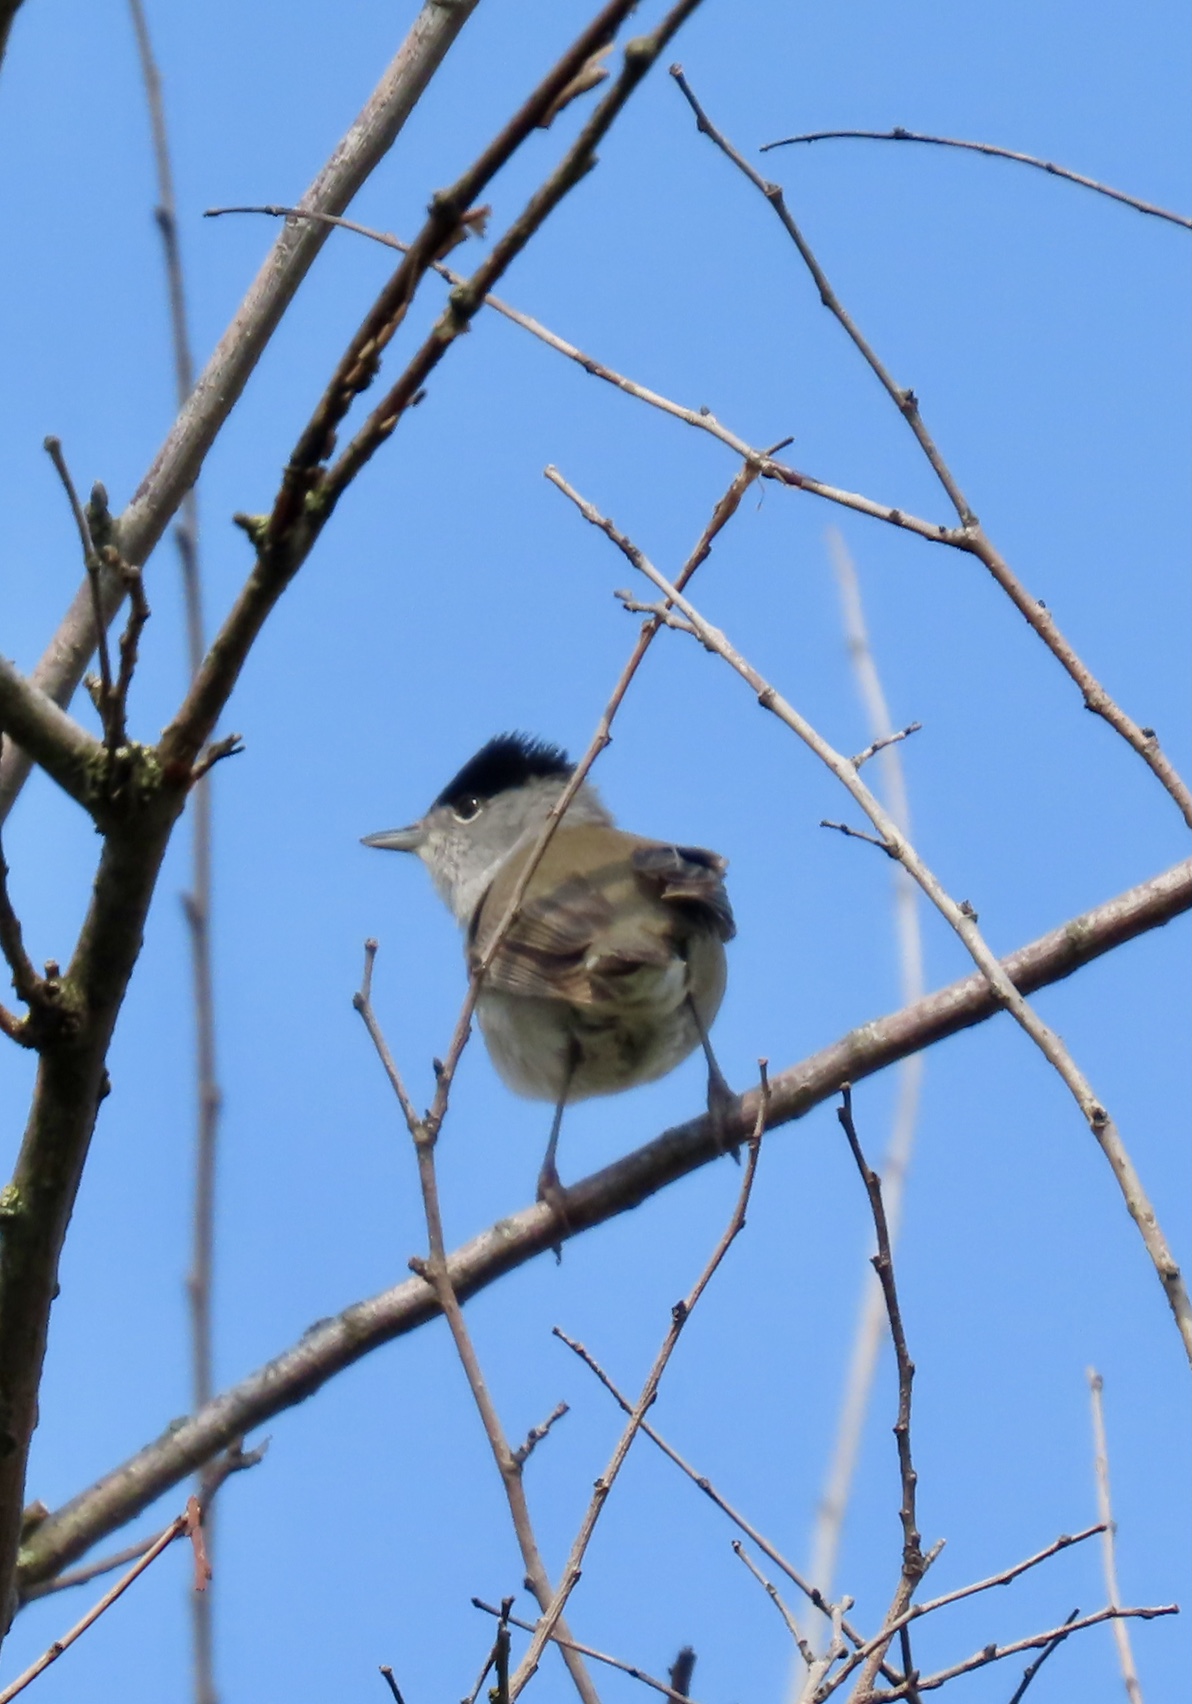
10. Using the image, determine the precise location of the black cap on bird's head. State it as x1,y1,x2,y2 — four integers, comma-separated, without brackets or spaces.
433,733,573,815
362,733,578,858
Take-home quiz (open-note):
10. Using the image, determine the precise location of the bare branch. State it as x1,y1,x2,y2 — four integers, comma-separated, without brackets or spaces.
1005,1609,1081,1704
14,855,1190,1594
758,127,1192,229
670,66,975,524
0,656,103,810
513,1401,570,1468
546,477,1192,1357
732,1540,812,1660
851,723,921,770
211,201,967,551
669,70,1192,829
865,1604,1177,1699
377,1666,406,1704
156,0,666,777
555,1326,881,1661
0,1508,192,1702
835,1086,928,1697
809,535,926,1627
0,0,486,823
42,438,114,725
357,947,600,1704
1088,1369,1145,1704
510,1070,770,1693
472,1599,702,1702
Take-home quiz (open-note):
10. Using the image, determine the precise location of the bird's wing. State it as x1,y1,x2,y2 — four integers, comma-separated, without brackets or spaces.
471,865,674,1007
630,842,736,943
469,869,615,1004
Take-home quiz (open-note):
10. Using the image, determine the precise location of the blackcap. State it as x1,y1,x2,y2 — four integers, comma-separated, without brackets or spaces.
363,734,735,1204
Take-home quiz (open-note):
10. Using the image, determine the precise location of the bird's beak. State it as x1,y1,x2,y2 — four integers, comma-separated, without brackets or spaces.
361,822,425,852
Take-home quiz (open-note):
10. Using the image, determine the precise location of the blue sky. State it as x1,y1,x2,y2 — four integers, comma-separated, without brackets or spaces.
0,2,1188,1700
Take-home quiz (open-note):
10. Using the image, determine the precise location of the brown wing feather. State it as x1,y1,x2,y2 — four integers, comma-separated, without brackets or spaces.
631,842,736,942
470,871,615,1004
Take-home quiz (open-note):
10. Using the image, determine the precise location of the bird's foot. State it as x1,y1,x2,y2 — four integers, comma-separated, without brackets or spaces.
536,1160,572,1264
706,1065,741,1162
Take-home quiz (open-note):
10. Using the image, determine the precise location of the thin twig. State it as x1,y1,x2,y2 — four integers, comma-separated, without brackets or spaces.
463,1596,514,1704
553,1327,896,1685
0,1508,192,1702
545,471,1192,1358
1087,1369,1144,1704
473,1599,702,1702
17,857,1191,1595
758,127,1192,229
510,1069,771,1694
732,1540,812,1660
864,1604,1177,1699
851,724,921,770
355,948,599,1704
18,1535,160,1602
820,820,895,855
808,534,925,1630
42,437,114,735
670,67,975,524
513,1400,569,1467
1005,1609,1080,1704
126,7,224,1695
205,201,960,552
378,1664,406,1704
835,1086,927,1697
670,71,1192,829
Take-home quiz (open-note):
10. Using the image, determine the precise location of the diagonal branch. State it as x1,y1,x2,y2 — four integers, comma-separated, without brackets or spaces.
509,1073,770,1694
670,70,1192,830
0,0,486,824
356,945,599,1704
546,471,1192,1358
0,659,104,811
155,0,673,777
13,855,1190,1596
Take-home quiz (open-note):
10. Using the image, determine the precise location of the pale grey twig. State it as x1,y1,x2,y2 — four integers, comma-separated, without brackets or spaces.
805,533,925,1646
125,5,223,1694
1087,1369,1144,1704
733,1540,813,1660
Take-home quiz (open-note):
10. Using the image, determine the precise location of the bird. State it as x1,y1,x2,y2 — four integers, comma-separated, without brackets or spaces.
363,733,735,1211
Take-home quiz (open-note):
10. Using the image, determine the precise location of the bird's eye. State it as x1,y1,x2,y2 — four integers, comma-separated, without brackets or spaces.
452,795,483,823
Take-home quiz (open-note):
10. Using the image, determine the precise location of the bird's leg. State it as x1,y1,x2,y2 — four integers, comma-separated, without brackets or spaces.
687,995,738,1158
537,1036,580,1251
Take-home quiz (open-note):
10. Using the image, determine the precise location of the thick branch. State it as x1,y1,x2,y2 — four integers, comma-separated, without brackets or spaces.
15,855,1189,1594
0,0,485,823
0,660,104,811
0,790,186,1629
